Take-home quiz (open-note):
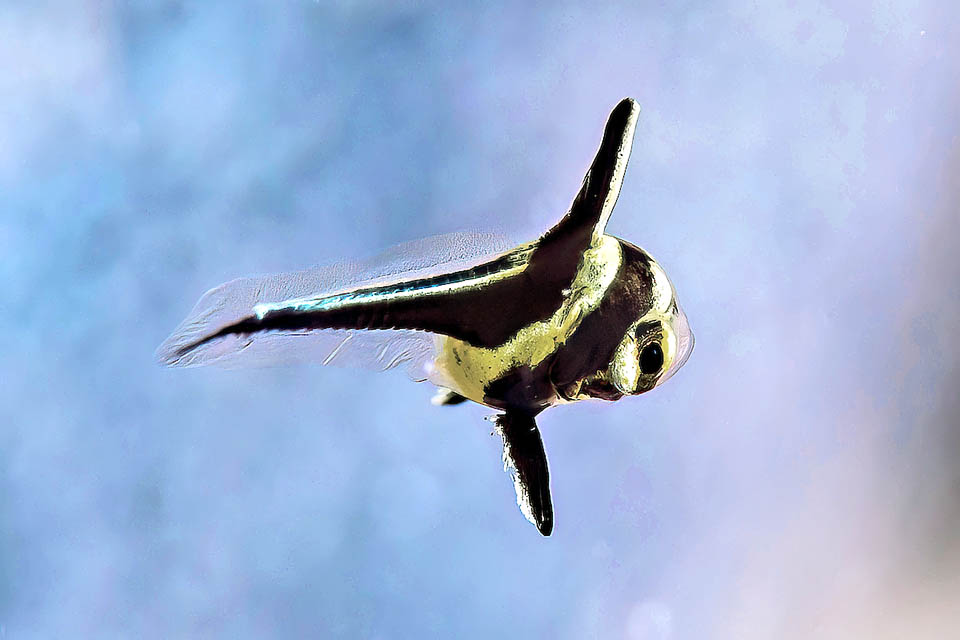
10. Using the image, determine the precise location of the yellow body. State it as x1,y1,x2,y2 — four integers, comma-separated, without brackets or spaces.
432,235,623,406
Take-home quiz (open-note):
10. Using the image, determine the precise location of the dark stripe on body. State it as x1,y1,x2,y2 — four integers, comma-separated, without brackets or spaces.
483,240,655,412
173,98,640,367
547,240,655,392
174,241,575,359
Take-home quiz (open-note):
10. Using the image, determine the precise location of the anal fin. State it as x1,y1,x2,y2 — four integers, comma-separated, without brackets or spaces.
431,388,468,406
494,412,554,536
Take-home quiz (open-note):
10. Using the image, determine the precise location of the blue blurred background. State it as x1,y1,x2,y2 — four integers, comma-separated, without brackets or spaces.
3,1,959,637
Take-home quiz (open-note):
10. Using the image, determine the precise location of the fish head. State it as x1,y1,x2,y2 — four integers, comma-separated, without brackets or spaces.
607,242,694,397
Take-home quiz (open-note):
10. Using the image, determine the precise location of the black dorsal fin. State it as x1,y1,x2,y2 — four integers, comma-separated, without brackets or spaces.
542,97,640,247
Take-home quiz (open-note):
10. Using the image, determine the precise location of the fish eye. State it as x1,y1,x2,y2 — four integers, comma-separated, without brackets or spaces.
639,342,663,375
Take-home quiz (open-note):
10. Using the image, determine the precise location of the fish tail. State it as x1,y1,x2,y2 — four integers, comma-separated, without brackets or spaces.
155,279,265,368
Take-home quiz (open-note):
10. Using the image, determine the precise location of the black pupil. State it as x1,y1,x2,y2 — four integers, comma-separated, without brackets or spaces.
640,343,663,375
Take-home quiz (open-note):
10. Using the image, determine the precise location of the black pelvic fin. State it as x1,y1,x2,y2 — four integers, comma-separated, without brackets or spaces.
431,388,468,406
494,412,554,536
545,97,639,245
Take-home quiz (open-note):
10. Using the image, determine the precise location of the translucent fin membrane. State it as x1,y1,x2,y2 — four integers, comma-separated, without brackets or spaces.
156,231,512,378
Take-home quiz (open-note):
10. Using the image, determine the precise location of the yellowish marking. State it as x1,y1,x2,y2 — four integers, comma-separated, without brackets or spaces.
647,260,675,315
435,235,623,405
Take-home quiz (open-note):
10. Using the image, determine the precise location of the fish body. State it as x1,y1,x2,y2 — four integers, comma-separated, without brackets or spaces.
158,98,693,535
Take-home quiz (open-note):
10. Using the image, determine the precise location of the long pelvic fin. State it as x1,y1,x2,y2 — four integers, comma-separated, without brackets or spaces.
494,412,553,536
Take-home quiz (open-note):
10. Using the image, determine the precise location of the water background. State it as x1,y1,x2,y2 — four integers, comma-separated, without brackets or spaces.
3,1,959,637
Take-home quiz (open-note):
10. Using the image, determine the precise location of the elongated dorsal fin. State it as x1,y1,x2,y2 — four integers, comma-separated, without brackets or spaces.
547,97,640,243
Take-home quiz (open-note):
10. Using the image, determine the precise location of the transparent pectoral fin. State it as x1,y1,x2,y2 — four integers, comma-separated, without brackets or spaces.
156,231,512,374
494,412,554,536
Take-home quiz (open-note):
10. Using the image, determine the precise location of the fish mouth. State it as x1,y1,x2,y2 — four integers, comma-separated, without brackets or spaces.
559,372,624,402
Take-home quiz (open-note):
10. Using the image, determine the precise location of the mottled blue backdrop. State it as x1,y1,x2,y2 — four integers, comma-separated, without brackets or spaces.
3,1,959,637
